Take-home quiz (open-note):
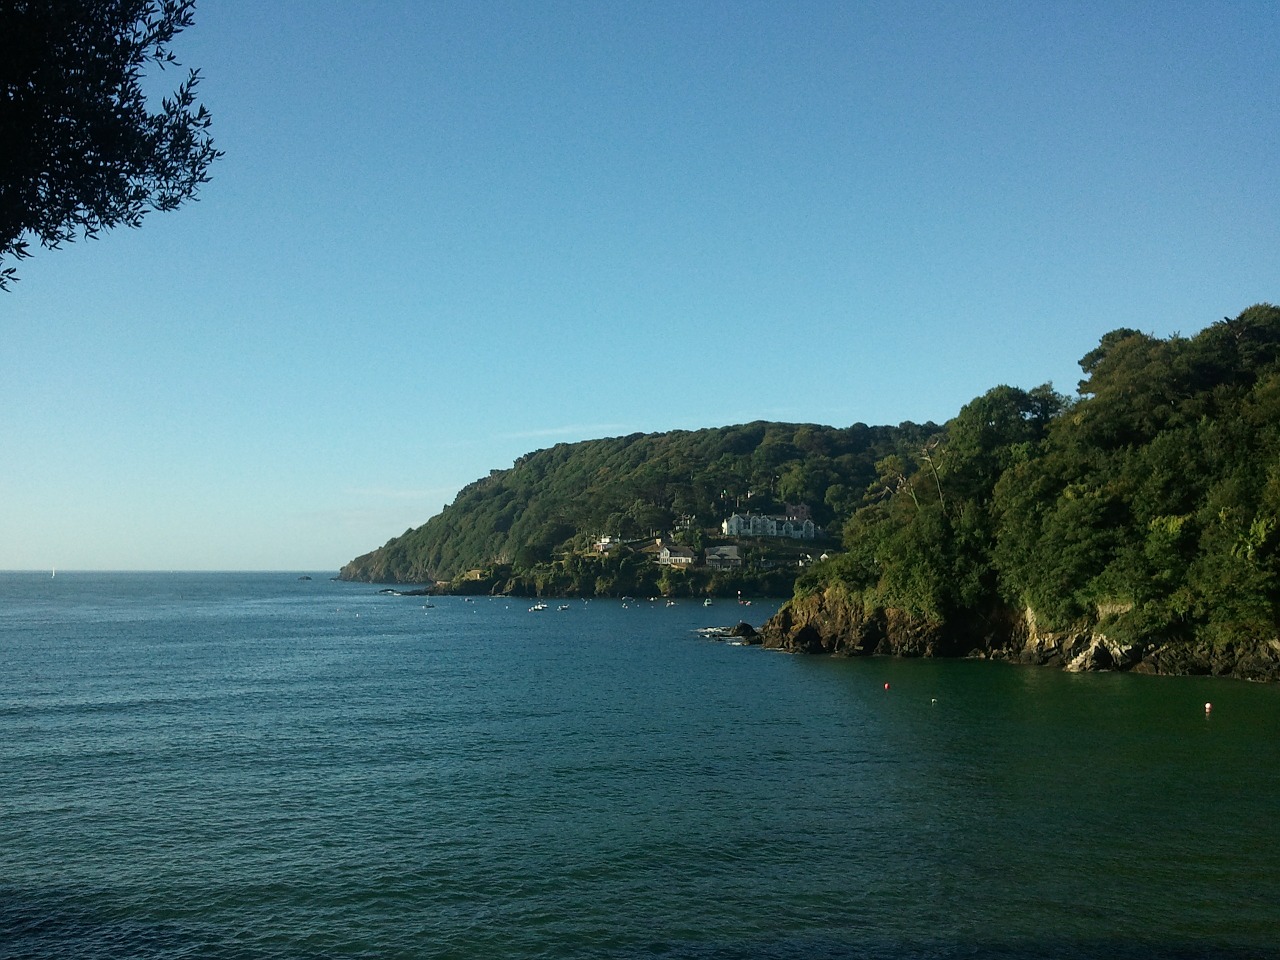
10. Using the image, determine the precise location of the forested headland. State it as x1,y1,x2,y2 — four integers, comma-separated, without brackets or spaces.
340,418,938,597
344,305,1280,678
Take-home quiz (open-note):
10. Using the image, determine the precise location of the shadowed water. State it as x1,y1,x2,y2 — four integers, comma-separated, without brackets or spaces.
2,573,1277,959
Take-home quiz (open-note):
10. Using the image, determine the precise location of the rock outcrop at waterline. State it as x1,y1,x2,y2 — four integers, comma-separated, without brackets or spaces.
758,585,1280,682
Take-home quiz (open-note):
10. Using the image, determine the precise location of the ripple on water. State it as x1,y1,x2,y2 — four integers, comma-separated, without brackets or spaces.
2,577,1278,960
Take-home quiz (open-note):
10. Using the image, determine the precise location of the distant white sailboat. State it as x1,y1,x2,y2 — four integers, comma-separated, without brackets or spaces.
51,567,55,578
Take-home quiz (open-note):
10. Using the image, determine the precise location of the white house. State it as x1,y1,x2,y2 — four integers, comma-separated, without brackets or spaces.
720,512,816,540
657,544,696,567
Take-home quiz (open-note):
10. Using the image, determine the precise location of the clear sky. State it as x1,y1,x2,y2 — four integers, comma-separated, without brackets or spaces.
3,1,1277,571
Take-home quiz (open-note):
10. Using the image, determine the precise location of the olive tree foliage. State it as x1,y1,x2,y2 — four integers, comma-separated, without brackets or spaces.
0,0,221,289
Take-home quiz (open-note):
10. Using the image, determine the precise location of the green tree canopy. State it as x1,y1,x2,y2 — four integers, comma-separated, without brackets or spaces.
801,305,1280,652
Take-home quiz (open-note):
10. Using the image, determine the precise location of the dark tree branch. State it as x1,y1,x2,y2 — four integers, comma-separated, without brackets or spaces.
0,0,221,289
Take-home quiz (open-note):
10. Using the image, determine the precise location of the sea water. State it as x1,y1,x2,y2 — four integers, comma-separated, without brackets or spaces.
1,572,1277,960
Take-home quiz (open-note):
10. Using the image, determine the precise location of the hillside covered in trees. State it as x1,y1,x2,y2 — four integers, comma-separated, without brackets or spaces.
340,419,937,593
766,304,1280,679
344,305,1280,676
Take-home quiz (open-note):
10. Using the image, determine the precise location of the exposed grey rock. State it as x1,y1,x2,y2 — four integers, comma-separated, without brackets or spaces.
759,586,1280,681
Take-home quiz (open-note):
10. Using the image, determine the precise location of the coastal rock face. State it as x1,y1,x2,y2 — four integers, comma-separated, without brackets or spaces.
339,554,433,585
759,586,1280,682
758,585,962,659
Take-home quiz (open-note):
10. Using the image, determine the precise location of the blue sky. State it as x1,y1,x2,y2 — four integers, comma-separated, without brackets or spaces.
3,1,1277,571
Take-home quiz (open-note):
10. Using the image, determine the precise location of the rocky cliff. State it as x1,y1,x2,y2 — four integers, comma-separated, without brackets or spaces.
759,584,1280,682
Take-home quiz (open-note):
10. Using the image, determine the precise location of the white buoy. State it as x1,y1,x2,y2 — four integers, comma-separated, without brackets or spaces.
1204,702,1212,713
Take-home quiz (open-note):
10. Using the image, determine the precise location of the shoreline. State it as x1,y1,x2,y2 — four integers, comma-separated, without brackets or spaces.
758,587,1280,683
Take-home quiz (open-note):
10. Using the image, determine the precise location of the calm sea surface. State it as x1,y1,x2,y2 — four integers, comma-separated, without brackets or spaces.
1,572,1277,960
